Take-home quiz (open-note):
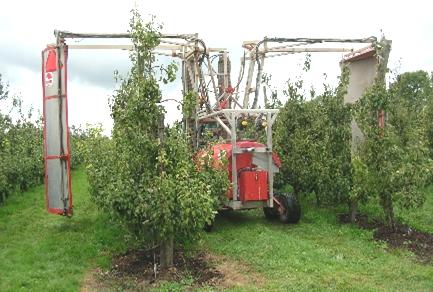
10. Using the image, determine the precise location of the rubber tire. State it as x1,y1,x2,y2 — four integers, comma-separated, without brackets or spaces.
263,207,278,220
276,193,301,224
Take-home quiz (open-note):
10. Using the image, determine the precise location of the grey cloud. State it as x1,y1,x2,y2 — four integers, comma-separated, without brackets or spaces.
0,39,132,89
0,43,40,73
67,50,131,88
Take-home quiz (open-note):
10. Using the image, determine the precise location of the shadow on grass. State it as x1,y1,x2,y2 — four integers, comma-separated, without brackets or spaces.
214,209,264,227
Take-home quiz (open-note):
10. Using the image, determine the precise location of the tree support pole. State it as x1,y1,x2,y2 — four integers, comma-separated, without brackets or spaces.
160,236,174,268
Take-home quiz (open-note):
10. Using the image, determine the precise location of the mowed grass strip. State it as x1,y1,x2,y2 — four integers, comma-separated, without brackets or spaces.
204,202,433,291
0,168,133,292
1,169,433,291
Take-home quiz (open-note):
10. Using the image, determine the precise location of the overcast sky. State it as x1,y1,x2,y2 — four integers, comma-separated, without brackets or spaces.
1,0,432,133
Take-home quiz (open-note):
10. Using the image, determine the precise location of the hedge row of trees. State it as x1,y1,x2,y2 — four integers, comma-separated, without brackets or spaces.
274,62,433,228
351,70,433,227
274,68,352,208
0,74,87,205
83,11,228,268
0,74,44,204
2,12,227,267
82,14,433,269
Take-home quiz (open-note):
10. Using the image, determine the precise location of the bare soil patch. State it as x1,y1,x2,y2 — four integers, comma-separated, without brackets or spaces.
81,247,263,291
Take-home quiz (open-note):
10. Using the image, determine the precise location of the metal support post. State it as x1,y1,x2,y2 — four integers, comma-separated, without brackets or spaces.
267,112,274,208
243,55,256,108
230,113,238,201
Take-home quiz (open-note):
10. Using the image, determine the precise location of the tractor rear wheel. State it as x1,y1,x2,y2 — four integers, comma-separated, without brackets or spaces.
263,207,278,220
275,193,301,224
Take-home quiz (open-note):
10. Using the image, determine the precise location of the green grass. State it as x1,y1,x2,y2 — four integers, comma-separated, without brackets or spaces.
358,186,433,233
0,168,134,291
204,204,433,291
1,169,432,291
397,186,433,233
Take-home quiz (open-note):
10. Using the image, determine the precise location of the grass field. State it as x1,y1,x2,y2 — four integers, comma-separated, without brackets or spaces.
0,168,432,291
0,169,135,291
205,206,433,291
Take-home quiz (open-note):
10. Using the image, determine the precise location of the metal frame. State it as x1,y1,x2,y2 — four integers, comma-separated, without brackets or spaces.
199,109,278,209
46,31,379,213
42,44,73,216
239,37,377,110
194,37,377,210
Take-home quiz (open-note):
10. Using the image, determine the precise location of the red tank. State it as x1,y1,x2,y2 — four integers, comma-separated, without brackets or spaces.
210,141,281,202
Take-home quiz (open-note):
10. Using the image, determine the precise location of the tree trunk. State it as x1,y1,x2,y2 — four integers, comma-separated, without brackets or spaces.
159,236,174,269
315,192,321,207
380,192,395,230
349,199,358,223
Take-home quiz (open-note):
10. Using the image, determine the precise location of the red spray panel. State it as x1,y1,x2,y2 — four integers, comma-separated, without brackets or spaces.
42,45,73,216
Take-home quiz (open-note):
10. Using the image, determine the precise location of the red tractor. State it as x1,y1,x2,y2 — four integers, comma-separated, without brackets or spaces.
208,139,301,224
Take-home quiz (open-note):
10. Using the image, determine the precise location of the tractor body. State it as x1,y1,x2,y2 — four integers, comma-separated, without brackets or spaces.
211,141,281,208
